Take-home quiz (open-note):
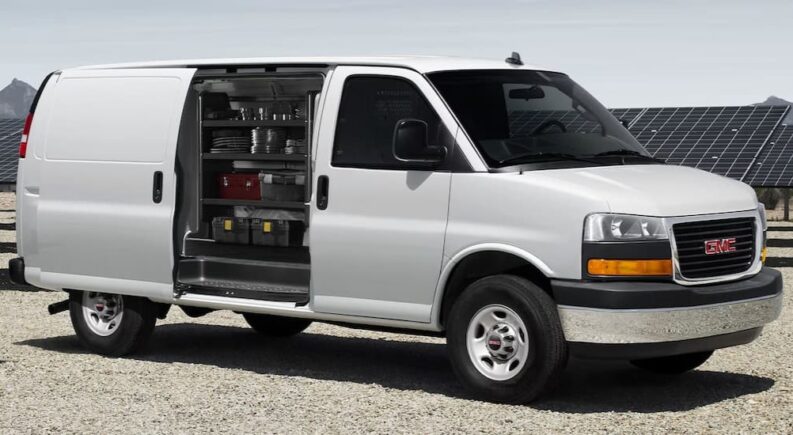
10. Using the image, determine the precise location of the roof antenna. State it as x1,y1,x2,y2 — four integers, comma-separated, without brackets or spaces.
505,51,523,66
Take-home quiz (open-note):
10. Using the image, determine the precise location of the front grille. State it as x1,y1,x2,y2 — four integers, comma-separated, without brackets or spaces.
673,217,756,279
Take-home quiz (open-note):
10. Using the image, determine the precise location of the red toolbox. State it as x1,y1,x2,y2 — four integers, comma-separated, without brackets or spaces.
217,173,261,200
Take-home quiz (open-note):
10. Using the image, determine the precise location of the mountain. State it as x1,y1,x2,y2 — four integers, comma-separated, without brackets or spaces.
756,95,793,123
0,79,37,119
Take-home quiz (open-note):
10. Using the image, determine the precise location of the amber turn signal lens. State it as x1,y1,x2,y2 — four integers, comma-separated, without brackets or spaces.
587,259,673,276
761,246,767,264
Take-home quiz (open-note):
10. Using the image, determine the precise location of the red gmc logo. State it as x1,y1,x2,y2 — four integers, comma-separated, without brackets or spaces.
704,238,737,255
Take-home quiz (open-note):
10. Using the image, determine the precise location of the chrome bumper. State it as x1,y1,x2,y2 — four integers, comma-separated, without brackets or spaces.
558,293,783,344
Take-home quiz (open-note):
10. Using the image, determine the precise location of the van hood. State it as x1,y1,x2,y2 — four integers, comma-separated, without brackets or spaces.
520,164,758,217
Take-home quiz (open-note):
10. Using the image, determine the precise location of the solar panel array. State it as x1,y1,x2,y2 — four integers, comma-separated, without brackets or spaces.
509,108,644,137
609,108,645,126
631,106,789,180
0,119,23,183
744,125,793,187
510,110,597,136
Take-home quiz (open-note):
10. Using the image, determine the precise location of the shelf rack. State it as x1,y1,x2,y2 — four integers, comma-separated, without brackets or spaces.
201,198,305,210
202,153,306,162
197,87,320,227
203,120,305,128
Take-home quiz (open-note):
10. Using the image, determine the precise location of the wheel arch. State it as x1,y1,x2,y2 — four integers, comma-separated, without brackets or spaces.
431,244,555,329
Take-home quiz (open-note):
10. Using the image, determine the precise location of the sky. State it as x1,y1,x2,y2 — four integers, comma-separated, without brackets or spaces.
0,0,790,107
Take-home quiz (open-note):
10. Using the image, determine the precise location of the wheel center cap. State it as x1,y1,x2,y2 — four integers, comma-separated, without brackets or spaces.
487,336,502,351
487,323,518,360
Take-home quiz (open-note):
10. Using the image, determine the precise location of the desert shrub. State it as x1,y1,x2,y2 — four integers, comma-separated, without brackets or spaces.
756,188,781,209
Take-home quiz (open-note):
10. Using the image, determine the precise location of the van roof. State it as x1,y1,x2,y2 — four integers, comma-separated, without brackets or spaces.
73,56,558,74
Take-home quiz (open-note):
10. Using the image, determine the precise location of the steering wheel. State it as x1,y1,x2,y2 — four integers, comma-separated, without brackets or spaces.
531,120,567,135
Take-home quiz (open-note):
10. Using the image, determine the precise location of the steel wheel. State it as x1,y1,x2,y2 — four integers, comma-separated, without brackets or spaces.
447,275,567,403
466,304,530,381
81,292,124,337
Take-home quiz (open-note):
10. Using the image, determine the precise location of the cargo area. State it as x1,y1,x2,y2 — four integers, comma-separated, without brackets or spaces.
174,69,324,303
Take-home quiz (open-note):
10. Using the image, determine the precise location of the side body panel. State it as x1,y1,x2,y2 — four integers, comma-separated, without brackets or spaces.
429,172,610,325
24,68,195,299
16,74,61,267
443,172,609,280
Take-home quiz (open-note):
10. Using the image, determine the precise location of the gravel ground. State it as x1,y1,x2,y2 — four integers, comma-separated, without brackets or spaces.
1,192,791,433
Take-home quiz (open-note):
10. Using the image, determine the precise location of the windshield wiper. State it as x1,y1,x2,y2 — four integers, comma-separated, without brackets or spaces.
591,149,665,162
497,152,605,166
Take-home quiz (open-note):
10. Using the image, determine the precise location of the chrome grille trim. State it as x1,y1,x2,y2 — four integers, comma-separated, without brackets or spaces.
665,210,763,286
673,217,755,279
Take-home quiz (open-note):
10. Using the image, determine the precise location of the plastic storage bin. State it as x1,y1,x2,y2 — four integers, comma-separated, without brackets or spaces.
212,217,250,244
259,172,304,202
217,173,261,200
251,219,305,247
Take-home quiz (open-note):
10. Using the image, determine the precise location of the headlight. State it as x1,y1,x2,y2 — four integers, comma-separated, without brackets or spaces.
758,203,768,231
584,213,668,242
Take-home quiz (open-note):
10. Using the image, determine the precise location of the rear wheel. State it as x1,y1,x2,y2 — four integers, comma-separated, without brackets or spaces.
446,275,568,404
242,313,312,337
69,291,158,357
631,351,713,374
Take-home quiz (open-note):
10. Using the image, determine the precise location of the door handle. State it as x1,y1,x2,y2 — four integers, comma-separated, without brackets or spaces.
152,171,163,203
317,175,329,210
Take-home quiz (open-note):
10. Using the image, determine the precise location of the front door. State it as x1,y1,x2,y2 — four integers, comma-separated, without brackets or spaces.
310,66,460,323
36,68,195,300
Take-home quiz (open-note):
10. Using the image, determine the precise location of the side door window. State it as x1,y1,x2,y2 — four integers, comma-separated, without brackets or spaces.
332,76,452,170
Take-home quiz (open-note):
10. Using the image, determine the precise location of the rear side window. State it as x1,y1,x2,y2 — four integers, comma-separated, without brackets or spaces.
332,76,447,169
45,76,182,162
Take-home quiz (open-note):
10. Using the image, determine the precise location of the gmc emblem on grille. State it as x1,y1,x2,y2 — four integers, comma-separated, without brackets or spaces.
704,238,737,255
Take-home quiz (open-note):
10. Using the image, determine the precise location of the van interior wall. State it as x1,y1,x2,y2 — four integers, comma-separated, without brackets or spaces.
174,73,323,265
174,90,200,257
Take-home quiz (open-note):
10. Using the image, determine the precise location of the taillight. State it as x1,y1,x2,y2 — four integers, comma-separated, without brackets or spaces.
19,113,33,158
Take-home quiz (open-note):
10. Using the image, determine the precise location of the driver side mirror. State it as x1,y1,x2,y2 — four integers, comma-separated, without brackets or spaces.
392,119,446,166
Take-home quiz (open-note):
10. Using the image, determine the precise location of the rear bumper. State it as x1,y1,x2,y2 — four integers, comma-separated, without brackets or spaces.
8,257,28,285
553,268,783,354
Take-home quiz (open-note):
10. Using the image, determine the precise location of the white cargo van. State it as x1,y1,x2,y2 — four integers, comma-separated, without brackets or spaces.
10,54,783,403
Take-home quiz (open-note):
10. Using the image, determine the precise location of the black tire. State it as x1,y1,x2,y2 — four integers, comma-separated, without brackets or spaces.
630,351,713,374
446,275,568,404
69,291,158,357
242,313,312,337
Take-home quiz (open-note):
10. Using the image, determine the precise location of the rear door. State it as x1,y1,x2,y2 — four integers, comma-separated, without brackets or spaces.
35,68,195,300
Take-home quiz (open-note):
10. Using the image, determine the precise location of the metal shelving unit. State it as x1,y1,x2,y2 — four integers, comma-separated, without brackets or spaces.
176,73,322,300
197,85,318,227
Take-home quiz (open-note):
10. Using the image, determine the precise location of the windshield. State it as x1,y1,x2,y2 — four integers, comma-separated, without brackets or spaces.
428,70,649,168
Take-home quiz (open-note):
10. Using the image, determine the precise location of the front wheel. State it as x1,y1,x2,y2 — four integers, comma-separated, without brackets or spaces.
631,351,713,374
69,291,158,357
446,275,568,404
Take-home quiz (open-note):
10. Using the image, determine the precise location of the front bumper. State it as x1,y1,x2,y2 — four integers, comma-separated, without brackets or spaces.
552,267,783,356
